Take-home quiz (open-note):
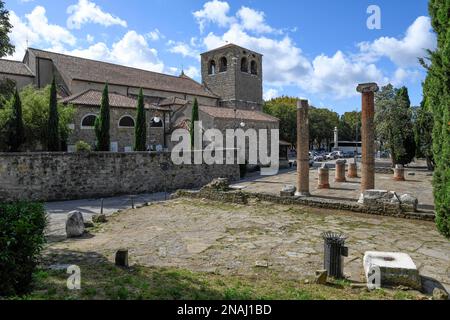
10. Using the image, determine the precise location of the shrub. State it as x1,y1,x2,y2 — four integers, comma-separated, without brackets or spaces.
75,140,92,153
0,202,47,296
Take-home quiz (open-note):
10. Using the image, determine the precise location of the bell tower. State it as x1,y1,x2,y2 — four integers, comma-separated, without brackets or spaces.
201,44,263,111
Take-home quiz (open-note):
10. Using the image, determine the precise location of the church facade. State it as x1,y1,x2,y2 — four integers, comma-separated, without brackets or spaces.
0,44,278,152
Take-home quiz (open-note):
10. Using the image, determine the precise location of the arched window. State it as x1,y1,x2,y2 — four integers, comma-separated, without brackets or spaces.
251,60,258,75
208,60,216,75
241,57,248,72
81,114,97,129
150,117,163,128
118,116,135,128
219,57,227,72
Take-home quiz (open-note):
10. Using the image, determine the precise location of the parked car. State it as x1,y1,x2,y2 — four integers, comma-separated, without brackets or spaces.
314,154,325,162
325,152,337,160
343,151,356,158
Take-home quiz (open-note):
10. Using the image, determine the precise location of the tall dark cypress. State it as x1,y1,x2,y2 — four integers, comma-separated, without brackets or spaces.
6,89,24,152
95,84,111,151
134,88,146,151
47,77,60,151
190,98,199,147
425,0,450,238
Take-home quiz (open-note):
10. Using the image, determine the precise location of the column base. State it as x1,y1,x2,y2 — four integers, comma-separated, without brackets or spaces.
358,193,365,204
335,178,346,183
318,184,330,189
393,177,406,182
295,191,311,198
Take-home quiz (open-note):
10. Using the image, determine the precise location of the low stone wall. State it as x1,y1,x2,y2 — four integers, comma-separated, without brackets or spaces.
0,152,240,202
174,189,435,222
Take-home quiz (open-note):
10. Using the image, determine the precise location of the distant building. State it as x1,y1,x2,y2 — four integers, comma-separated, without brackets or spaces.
0,44,278,152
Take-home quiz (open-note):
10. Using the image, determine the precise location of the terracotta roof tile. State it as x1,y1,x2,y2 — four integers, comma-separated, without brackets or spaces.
199,106,279,123
0,59,34,77
28,48,218,98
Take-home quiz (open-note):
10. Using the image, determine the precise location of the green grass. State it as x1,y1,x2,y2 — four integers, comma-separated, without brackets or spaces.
8,262,424,300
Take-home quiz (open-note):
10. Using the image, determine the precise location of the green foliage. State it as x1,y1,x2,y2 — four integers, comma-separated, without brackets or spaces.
375,84,416,165
309,107,339,149
0,202,47,296
0,1,14,58
0,85,74,152
263,96,297,144
75,140,91,152
4,90,25,152
0,78,15,108
413,102,434,170
134,88,146,151
424,0,450,238
338,111,362,142
95,84,111,151
47,78,60,151
190,98,199,147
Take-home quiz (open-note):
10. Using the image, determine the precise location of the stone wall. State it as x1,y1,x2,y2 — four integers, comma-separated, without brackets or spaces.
0,152,240,202
174,189,435,222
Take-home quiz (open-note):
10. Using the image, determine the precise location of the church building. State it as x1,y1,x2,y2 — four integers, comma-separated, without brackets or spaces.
0,44,279,152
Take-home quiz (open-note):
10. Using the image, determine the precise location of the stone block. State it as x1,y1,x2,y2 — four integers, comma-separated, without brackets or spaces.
115,249,129,267
280,185,296,197
66,211,85,238
314,270,328,285
363,251,421,290
400,194,418,212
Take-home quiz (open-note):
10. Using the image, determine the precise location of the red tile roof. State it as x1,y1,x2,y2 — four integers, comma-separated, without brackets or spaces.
199,106,279,123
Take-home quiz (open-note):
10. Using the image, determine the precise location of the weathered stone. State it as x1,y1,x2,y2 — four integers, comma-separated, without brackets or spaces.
408,172,416,176
394,165,406,181
296,100,310,197
203,178,230,191
335,160,347,183
255,260,269,268
363,251,421,290
358,189,390,204
315,270,328,285
115,249,129,267
280,185,296,197
400,194,418,212
318,165,330,189
432,288,449,300
357,83,379,192
347,163,358,178
66,211,85,238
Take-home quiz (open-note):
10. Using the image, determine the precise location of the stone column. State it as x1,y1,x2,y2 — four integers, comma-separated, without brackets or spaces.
334,127,339,150
348,162,358,178
393,164,405,181
296,99,310,197
335,160,347,182
357,83,379,193
318,164,330,189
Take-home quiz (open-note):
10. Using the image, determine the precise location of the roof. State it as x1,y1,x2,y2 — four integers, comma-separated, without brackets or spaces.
199,106,279,123
27,48,218,98
60,89,159,110
201,43,262,56
159,96,188,106
0,59,34,77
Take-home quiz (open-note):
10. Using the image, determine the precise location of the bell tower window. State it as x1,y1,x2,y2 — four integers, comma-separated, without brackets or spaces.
241,57,248,73
251,60,258,75
219,57,228,72
208,60,216,75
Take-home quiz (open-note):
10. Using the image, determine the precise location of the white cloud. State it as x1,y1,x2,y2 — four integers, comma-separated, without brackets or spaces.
8,7,76,59
236,6,276,34
184,66,200,79
168,40,200,60
147,28,164,41
86,34,94,43
59,31,164,73
193,0,235,33
263,88,279,101
67,0,127,29
357,16,436,68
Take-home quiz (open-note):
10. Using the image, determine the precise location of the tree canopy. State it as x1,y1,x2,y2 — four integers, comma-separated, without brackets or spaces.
0,0,14,58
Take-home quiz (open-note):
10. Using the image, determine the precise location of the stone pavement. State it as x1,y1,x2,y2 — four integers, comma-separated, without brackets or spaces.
45,198,450,293
233,164,435,212
45,193,168,242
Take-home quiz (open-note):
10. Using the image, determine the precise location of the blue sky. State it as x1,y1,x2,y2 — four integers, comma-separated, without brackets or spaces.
5,0,436,114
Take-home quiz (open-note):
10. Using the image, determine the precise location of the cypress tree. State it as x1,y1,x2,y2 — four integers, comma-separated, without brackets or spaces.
134,88,146,151
190,98,199,147
95,84,111,151
395,86,416,164
47,77,60,151
424,0,450,237
6,89,24,152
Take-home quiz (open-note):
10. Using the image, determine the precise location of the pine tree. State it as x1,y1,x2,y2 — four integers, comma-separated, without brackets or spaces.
424,0,450,238
47,77,60,151
134,88,146,151
190,98,199,147
6,89,24,152
95,84,111,151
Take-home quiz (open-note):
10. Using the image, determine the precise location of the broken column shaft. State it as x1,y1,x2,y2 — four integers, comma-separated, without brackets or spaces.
296,99,310,197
